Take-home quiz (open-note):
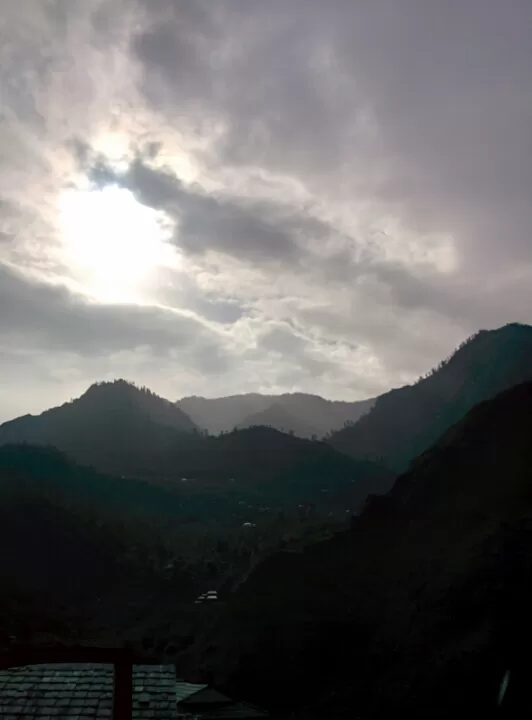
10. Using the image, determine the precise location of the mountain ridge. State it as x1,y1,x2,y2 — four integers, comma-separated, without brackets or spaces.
329,322,532,471
0,382,392,516
0,379,199,477
177,392,375,437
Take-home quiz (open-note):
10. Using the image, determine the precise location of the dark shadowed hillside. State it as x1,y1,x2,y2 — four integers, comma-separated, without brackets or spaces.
0,442,388,656
178,392,374,437
190,381,532,717
329,323,532,471
173,426,395,511
0,380,199,477
0,444,207,650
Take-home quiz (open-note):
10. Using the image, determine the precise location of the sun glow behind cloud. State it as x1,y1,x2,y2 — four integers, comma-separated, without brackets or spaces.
58,184,179,303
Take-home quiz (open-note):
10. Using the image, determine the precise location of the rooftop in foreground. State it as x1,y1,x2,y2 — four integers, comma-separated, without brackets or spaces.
0,651,268,719
0,662,176,719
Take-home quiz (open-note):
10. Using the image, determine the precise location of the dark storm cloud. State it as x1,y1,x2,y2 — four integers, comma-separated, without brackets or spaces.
80,152,331,266
126,159,302,262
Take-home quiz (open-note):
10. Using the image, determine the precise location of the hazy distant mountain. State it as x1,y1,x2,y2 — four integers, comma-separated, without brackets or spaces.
177,392,375,437
194,380,532,716
178,394,269,435
0,379,199,477
329,323,532,471
236,403,321,438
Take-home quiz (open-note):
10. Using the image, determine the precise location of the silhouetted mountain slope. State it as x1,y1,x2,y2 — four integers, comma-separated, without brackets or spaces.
0,444,223,649
0,443,190,522
191,381,532,717
178,392,374,437
0,380,199,477
236,403,321,438
0,445,174,604
329,322,532,471
0,441,390,654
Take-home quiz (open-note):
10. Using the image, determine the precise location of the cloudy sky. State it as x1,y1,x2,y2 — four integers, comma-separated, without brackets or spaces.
1,0,531,421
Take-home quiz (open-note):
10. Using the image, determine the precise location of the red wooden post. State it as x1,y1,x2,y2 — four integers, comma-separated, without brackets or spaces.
114,659,133,720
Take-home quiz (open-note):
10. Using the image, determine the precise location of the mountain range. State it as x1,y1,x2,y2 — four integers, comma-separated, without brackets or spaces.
4,321,532,716
2,323,532,510
0,382,391,516
177,392,375,437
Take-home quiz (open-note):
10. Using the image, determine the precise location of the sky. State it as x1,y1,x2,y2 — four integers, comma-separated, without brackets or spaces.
1,0,532,421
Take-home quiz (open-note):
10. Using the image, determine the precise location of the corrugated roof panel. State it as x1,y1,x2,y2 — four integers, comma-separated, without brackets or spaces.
175,679,208,702
188,701,268,719
179,686,232,705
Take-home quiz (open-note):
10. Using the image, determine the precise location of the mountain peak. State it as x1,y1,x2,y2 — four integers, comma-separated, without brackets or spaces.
84,378,155,397
0,380,198,476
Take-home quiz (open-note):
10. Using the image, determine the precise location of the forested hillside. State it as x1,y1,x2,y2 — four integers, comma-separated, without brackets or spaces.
192,380,532,716
0,443,352,654
329,323,532,471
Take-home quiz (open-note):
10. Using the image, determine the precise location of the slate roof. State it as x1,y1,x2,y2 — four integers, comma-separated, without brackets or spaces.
0,662,177,719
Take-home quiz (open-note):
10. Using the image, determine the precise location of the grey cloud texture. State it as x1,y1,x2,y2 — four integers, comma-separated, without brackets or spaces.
133,0,532,266
0,0,531,419
0,263,230,366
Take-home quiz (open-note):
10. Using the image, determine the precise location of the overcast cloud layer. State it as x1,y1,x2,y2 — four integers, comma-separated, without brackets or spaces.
1,0,531,421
